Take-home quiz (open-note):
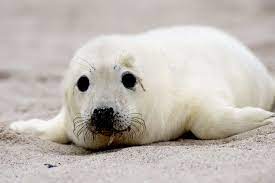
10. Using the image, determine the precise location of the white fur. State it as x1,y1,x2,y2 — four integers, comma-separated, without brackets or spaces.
10,26,275,149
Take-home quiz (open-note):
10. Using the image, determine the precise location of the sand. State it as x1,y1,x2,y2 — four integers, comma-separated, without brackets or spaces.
0,0,275,182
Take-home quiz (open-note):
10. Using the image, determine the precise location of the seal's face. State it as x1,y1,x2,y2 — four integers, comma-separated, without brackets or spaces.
64,50,147,148
75,69,140,135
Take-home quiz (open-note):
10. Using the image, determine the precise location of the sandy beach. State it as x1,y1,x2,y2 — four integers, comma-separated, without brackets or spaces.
0,0,275,182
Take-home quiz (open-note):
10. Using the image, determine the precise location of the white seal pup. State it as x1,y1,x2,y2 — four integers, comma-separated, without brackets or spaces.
10,26,275,150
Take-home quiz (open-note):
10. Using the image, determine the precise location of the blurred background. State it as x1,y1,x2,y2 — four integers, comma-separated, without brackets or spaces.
0,0,275,121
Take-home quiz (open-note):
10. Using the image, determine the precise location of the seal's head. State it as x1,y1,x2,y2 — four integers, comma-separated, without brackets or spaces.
63,37,149,149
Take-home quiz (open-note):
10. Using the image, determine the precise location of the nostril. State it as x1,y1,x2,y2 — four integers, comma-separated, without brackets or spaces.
108,107,114,115
93,109,99,117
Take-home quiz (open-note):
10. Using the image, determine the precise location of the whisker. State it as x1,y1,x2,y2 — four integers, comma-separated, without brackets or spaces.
75,56,96,72
129,113,142,116
73,120,85,130
131,117,145,123
76,123,87,138
73,121,84,134
131,117,145,125
130,124,139,137
131,119,146,133
83,127,90,143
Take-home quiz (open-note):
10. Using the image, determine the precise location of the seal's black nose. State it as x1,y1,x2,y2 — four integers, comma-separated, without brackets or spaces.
92,107,114,131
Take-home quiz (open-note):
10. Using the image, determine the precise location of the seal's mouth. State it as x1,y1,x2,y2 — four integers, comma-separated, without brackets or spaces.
95,126,132,146
88,125,131,137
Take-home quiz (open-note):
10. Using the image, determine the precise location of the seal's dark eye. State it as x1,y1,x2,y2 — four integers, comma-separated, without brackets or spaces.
77,75,90,92
121,72,137,89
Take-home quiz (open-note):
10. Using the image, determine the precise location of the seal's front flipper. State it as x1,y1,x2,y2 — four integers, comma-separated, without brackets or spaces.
190,106,274,139
9,109,70,143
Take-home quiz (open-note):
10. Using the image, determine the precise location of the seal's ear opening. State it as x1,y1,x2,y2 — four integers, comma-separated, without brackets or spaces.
119,54,135,68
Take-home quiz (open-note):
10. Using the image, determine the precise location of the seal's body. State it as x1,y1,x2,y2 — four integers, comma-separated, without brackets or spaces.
10,26,275,149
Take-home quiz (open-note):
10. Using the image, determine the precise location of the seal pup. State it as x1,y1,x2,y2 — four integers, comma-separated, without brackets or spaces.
10,26,275,149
